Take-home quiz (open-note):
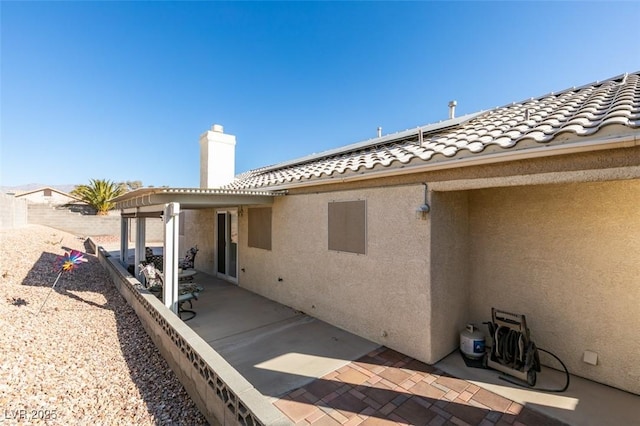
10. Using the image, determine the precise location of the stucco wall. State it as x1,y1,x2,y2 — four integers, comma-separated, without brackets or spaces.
467,179,640,395
182,209,217,275
429,191,470,363
175,148,639,394
239,185,433,363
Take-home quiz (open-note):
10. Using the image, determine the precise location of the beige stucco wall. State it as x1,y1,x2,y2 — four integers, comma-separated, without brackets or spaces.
175,144,639,394
428,191,470,363
182,209,217,275
467,179,640,395
239,185,434,363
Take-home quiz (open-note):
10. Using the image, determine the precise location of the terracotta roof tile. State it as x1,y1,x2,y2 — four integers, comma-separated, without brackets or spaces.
227,72,640,190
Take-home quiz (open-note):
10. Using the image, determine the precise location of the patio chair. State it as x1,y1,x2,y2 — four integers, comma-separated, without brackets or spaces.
145,247,164,271
139,262,163,295
178,246,199,270
138,263,203,321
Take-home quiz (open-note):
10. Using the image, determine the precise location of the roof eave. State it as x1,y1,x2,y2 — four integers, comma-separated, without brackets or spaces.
113,188,279,211
248,131,640,191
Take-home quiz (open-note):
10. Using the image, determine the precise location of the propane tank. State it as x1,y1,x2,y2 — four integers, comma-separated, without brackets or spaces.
460,324,486,359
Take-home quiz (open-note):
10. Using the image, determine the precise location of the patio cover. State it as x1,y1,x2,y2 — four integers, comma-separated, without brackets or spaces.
110,187,280,315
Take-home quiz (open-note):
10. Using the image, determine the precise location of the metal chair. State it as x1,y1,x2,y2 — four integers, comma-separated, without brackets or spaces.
138,263,203,321
178,246,199,269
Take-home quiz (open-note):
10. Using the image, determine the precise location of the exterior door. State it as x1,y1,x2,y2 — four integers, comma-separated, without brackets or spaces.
216,210,238,283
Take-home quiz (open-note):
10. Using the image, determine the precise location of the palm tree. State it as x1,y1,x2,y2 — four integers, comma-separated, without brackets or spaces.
71,179,126,215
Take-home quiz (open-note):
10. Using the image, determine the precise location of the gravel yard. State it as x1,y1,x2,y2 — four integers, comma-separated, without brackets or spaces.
0,225,208,425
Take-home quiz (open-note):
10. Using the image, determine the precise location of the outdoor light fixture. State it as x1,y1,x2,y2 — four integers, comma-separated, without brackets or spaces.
416,203,430,218
416,183,430,220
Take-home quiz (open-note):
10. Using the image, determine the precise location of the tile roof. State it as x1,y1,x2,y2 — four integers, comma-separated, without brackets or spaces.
227,72,640,190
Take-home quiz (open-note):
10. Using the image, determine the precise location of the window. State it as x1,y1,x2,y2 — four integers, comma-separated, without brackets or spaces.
328,200,366,254
43,189,52,197
248,207,272,250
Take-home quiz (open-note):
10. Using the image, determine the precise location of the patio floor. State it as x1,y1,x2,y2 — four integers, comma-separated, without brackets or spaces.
172,270,639,426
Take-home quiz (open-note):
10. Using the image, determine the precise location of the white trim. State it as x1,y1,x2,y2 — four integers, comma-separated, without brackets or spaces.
215,209,239,285
163,202,181,314
135,218,146,279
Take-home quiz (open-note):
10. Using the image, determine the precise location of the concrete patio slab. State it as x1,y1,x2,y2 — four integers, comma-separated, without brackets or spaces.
186,274,379,398
215,314,379,398
187,282,301,344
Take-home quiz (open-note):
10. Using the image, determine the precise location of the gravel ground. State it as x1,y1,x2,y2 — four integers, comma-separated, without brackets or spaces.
0,225,208,425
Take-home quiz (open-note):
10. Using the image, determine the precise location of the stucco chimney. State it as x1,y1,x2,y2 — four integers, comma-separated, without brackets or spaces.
199,124,236,188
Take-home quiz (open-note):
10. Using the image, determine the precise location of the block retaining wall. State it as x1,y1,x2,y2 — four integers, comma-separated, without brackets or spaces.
93,239,287,426
29,204,164,240
0,193,28,229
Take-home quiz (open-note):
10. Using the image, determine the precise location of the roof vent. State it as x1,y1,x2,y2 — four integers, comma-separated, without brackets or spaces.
212,124,224,133
448,100,457,119
377,127,382,138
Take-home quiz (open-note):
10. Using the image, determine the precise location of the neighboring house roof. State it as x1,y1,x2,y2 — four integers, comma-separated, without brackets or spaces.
227,71,640,190
14,186,81,201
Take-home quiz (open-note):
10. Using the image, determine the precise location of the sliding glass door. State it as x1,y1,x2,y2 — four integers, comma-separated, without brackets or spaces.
216,210,238,283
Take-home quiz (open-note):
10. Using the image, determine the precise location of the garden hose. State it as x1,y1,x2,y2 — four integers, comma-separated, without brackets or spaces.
492,326,570,392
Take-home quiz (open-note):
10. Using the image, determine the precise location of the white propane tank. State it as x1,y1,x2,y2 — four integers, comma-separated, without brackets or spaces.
460,324,486,359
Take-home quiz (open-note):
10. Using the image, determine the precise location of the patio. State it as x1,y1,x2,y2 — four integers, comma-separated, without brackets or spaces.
142,266,639,425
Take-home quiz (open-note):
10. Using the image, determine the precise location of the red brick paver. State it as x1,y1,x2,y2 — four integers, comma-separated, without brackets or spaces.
274,347,567,426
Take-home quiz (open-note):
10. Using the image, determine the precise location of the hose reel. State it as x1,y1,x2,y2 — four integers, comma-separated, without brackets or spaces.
485,308,541,386
483,308,570,392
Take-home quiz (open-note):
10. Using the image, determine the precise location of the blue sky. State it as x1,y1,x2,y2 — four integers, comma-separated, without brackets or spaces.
2,1,639,188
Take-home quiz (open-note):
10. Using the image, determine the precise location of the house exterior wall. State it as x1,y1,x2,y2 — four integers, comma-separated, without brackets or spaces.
467,179,640,395
18,190,76,205
182,208,217,275
238,185,434,363
176,145,639,394
428,191,470,363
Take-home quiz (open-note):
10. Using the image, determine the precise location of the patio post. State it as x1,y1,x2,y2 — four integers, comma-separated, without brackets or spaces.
163,202,180,314
119,216,128,264
134,216,146,279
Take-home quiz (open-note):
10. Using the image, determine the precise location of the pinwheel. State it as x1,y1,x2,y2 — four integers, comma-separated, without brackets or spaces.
37,249,88,315
58,250,87,272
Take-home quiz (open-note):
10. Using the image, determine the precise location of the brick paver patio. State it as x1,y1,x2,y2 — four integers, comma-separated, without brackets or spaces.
274,347,567,426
